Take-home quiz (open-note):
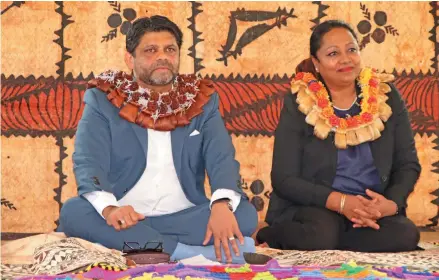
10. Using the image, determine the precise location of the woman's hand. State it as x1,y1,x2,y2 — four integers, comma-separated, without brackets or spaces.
326,192,381,230
355,189,398,218
343,195,381,230
351,190,398,228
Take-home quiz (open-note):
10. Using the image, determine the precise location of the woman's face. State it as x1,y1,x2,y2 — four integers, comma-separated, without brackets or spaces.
312,27,362,88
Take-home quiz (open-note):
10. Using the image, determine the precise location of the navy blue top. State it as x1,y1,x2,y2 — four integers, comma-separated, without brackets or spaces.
331,100,383,195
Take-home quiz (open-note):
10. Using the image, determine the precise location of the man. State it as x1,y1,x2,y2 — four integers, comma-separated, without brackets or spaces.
58,15,257,263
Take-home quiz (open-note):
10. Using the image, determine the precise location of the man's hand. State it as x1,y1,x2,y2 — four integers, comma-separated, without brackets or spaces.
203,201,244,263
103,205,145,231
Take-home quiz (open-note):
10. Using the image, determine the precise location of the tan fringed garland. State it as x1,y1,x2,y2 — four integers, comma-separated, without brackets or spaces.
88,70,215,131
290,68,394,149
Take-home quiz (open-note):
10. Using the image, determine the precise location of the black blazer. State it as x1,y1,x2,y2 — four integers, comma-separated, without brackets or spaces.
266,83,421,225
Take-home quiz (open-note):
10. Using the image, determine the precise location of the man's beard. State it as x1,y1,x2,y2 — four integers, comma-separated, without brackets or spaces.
144,69,177,85
137,61,178,86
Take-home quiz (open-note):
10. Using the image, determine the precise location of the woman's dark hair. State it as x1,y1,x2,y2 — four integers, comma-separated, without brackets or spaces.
295,58,318,76
126,15,183,56
310,20,358,58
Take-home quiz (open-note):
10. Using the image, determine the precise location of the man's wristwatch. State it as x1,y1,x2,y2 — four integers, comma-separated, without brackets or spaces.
212,198,233,211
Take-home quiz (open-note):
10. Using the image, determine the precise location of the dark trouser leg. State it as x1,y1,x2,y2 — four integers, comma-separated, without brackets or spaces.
339,215,420,252
59,196,258,254
59,197,179,254
257,207,344,250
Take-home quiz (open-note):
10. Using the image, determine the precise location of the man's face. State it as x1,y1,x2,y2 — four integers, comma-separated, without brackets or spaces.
127,31,180,86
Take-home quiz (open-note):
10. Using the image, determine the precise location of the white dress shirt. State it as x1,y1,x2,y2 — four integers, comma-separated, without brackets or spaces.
84,129,241,218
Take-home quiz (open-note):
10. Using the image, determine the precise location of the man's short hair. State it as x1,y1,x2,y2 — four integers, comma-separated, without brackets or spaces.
126,15,183,55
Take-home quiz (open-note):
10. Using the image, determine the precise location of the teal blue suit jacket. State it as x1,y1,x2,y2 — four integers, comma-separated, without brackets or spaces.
73,88,245,205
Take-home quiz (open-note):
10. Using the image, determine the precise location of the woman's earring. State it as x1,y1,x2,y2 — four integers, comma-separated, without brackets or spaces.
315,68,319,73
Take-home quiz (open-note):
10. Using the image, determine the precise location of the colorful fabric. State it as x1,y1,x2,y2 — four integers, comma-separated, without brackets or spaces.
256,247,439,271
3,241,439,279
16,260,439,280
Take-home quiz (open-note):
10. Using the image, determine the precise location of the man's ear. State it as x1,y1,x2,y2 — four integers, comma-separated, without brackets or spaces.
125,51,134,70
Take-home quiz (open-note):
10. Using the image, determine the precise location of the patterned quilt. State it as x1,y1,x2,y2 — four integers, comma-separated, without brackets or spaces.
11,260,439,280
1,236,439,279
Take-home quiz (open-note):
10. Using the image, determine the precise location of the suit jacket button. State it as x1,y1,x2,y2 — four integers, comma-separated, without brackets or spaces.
381,176,387,182
91,176,100,185
124,189,128,193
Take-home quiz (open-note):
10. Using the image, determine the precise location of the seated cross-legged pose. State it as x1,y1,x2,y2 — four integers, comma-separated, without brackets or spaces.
58,15,258,263
256,20,420,252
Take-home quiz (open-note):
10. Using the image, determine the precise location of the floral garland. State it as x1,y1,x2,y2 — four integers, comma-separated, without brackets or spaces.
97,70,200,121
290,68,394,149
88,70,214,131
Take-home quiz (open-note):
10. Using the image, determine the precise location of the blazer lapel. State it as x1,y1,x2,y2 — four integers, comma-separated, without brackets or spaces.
370,137,384,178
131,123,148,159
171,125,188,179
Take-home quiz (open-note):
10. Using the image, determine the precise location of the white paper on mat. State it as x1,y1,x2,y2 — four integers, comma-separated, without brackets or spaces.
179,255,222,266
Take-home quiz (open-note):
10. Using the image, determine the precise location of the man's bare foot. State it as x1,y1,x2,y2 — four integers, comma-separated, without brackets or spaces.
251,221,269,246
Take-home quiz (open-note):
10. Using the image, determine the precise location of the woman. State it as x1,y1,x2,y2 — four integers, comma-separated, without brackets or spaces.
256,20,421,252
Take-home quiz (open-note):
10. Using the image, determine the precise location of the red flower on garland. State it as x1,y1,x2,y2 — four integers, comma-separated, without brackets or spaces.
91,70,203,125
368,96,377,104
309,81,322,92
169,91,178,99
289,68,395,148
147,101,158,112
179,85,193,95
361,112,373,123
128,83,139,91
131,92,140,102
150,92,159,102
120,81,130,90
346,117,358,128
294,72,304,80
317,98,329,108
171,99,180,110
329,115,341,127
369,79,379,88
178,95,187,103
159,103,168,115
161,95,172,105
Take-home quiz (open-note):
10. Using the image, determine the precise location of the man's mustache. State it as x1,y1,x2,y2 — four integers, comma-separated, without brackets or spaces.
152,60,174,70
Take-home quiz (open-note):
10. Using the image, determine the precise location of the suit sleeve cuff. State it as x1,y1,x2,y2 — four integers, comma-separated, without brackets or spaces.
210,189,241,212
83,191,119,219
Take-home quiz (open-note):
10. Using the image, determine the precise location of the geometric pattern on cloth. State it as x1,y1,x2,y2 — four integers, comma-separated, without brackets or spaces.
2,239,439,279
1,238,127,280
0,263,34,280
256,247,439,271
11,260,439,280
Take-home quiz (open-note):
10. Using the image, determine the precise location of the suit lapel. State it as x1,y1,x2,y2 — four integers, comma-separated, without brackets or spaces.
130,122,188,177
171,125,188,179
131,123,148,159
